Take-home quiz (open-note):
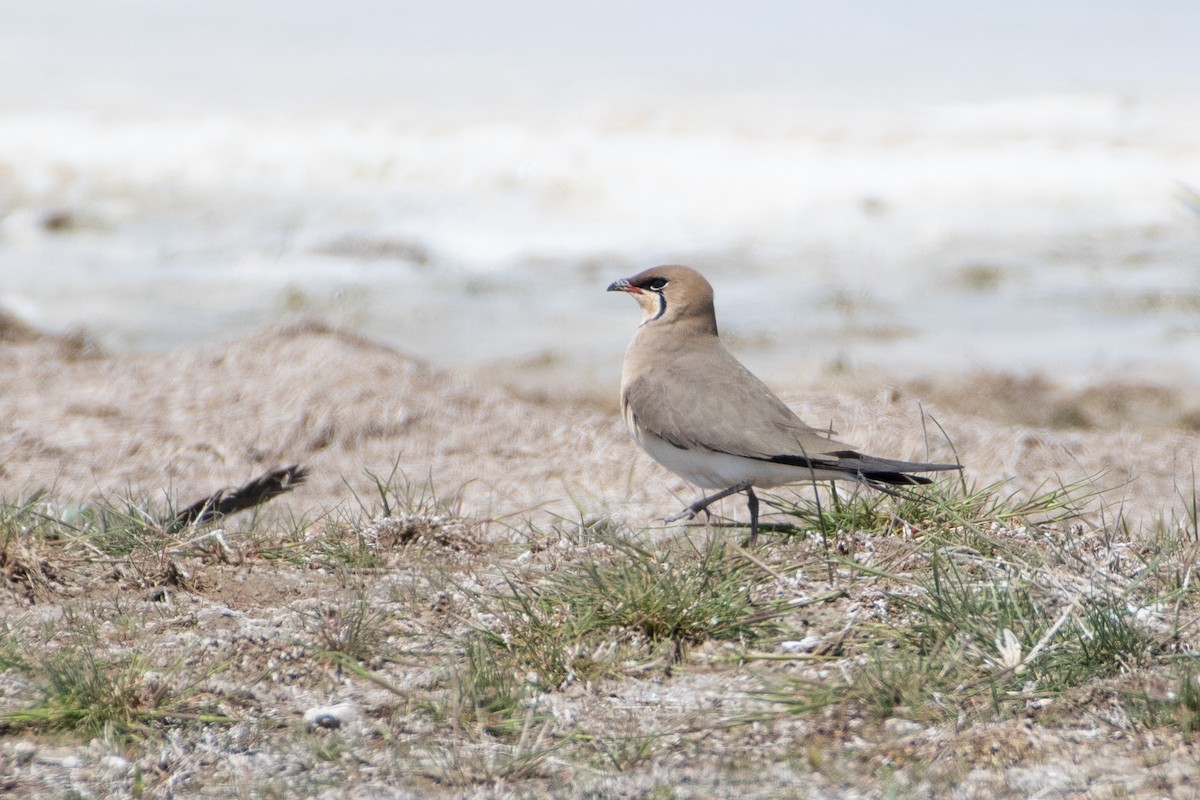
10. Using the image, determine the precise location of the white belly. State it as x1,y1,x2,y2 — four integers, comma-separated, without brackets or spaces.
637,429,850,489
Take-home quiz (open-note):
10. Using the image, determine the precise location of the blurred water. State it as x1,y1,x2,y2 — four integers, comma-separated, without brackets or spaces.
2,1,1199,396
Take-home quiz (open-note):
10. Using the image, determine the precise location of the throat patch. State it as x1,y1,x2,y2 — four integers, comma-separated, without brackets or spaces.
646,292,667,323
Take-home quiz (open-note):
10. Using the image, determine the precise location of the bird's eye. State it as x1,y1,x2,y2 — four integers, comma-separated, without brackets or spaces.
645,277,668,291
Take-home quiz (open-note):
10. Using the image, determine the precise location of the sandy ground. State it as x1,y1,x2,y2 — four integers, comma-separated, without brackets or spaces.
1,314,1196,531
2,314,1200,799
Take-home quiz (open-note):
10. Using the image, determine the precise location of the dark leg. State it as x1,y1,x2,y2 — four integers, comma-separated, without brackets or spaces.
664,481,752,524
746,487,760,544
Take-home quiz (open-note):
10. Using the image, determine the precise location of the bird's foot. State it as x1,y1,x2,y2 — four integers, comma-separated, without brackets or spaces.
664,503,713,525
663,507,697,524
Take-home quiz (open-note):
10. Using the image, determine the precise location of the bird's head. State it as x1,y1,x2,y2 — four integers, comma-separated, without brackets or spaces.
607,265,718,335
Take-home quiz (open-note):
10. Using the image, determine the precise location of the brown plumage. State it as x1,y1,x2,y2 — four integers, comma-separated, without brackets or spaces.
608,265,961,541
169,464,309,531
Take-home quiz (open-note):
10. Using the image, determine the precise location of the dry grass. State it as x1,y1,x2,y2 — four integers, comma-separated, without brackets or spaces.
3,470,1200,798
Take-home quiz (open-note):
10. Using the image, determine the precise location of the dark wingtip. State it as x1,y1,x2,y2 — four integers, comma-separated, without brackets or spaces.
169,464,309,530
860,472,934,486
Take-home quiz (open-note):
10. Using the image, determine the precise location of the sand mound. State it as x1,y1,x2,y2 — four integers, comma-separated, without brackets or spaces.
0,319,635,519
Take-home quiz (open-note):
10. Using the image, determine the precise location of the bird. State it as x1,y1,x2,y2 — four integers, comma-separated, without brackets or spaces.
608,265,961,542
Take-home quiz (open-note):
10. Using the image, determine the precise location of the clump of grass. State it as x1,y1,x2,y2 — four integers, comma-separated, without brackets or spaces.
355,458,465,521
768,553,1159,724
581,715,672,772
301,515,392,570
757,474,1197,743
58,499,166,557
0,492,52,539
2,492,213,597
760,477,1105,544
564,536,768,646
309,460,474,568
300,578,393,663
897,477,1102,531
766,483,889,538
0,629,231,741
1123,660,1200,733
476,533,779,690
280,459,475,571
0,619,29,672
0,495,65,599
424,635,564,784
450,637,532,738
4,492,218,560
905,557,1151,702
13,644,158,736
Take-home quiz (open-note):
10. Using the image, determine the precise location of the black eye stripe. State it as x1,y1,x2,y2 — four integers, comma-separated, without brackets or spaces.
645,277,668,291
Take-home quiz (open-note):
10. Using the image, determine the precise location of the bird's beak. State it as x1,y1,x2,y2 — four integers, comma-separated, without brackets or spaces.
607,278,639,293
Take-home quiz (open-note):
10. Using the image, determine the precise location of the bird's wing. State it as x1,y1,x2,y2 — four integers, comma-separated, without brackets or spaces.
623,342,960,476
623,343,848,463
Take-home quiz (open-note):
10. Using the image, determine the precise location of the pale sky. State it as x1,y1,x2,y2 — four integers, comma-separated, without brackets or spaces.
2,1,1197,115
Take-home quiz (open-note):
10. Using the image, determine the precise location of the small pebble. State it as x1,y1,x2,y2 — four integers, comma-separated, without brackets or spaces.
101,754,131,774
883,718,923,737
61,755,82,769
780,635,822,653
303,702,357,731
11,740,36,765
